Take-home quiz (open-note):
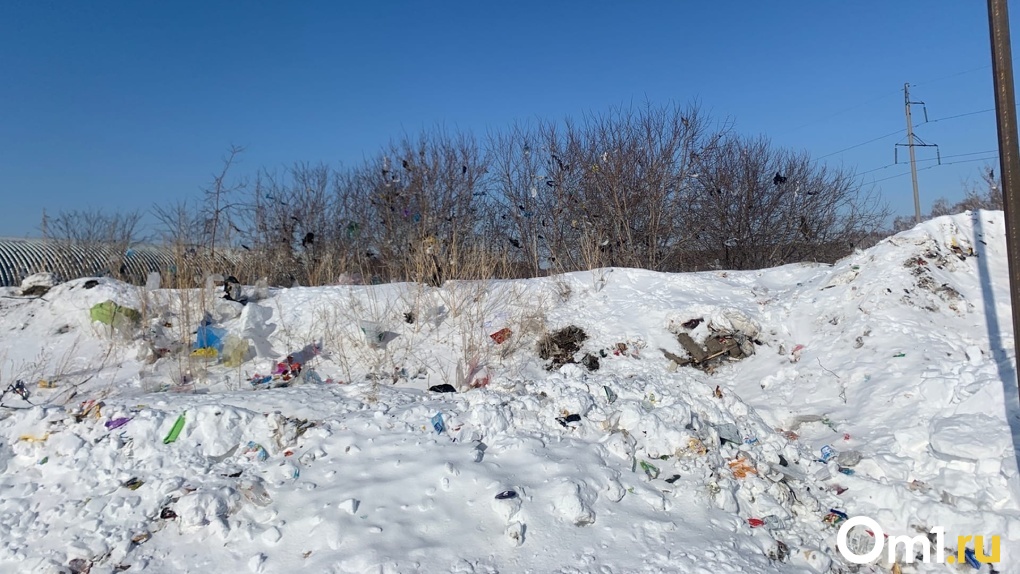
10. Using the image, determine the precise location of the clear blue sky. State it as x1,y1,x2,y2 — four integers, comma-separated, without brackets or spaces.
0,1,1015,237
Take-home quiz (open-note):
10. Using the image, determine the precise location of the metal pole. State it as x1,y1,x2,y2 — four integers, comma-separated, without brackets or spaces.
904,83,923,224
988,0,1020,407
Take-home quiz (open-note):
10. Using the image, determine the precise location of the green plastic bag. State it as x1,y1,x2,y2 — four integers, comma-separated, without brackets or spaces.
89,301,142,329
163,413,185,444
221,334,252,368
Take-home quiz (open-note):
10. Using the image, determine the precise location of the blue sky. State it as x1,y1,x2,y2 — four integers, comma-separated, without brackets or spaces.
0,1,1014,237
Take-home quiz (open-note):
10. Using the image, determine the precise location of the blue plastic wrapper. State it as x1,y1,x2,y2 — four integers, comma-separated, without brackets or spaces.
431,413,445,434
820,445,837,462
964,547,980,569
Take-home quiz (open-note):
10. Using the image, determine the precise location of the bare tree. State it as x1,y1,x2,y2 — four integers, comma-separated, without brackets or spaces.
688,135,887,269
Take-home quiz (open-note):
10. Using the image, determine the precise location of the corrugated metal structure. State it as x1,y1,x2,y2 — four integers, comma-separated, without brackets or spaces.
0,238,236,287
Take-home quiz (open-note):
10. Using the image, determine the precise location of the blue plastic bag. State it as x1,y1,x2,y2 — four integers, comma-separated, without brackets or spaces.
195,325,226,352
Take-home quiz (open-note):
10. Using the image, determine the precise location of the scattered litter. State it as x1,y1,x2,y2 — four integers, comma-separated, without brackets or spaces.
495,490,518,500
964,547,981,569
790,344,805,363
429,384,457,393
242,441,269,462
105,417,132,430
163,413,186,444
715,423,742,446
686,438,707,456
490,327,512,344
823,509,848,526
431,413,445,434
664,474,681,484
122,477,144,490
159,507,178,520
603,386,618,403
74,400,104,422
819,445,837,463
68,558,92,574
639,460,660,479
2,380,31,403
90,301,142,329
838,467,855,476
728,457,757,478
892,352,906,358
581,353,600,371
713,385,723,399
240,481,273,507
556,414,582,427
681,318,703,329
537,326,587,369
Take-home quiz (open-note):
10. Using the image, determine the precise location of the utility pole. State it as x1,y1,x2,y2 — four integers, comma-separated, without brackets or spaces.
904,84,922,224
988,0,1020,411
897,84,940,224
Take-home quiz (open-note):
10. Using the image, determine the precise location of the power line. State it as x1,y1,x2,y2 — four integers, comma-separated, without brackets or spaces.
867,155,999,184
815,107,1005,163
815,129,905,161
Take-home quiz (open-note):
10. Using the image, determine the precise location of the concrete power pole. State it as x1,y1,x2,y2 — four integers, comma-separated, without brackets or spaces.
904,83,922,224
898,84,940,224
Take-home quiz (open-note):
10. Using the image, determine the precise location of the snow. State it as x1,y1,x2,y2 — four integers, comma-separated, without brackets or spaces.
0,211,1018,573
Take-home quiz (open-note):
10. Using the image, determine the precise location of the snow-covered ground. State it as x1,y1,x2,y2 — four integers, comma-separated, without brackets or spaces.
0,211,1018,574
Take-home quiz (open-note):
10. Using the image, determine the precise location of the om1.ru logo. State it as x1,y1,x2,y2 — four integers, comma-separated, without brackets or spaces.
836,516,1000,567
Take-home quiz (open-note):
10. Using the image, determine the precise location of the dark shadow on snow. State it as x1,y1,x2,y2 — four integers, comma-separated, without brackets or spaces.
974,212,1020,481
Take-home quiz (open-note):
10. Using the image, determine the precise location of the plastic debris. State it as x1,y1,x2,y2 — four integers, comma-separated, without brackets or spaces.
823,509,848,525
728,457,757,478
820,445,837,463
194,324,226,352
686,438,707,456
191,347,218,360
893,352,906,358
122,477,144,490
748,518,766,528
964,547,980,569
163,413,186,444
664,474,681,484
639,460,660,479
743,436,759,446
490,327,512,344
5,380,31,402
160,507,178,520
556,413,582,427
762,515,789,530
431,413,445,434
105,417,132,430
603,386,618,403
838,467,855,476
89,301,141,329
243,441,269,462
429,384,457,393
74,399,104,422
240,481,273,507
222,334,252,368
495,490,518,500
715,423,742,446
